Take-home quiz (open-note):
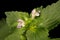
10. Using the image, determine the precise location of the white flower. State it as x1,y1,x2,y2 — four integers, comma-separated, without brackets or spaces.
17,19,25,28
31,9,40,19
35,12,40,16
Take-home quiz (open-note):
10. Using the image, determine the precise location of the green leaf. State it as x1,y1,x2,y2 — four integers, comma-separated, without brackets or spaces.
5,29,26,40
5,11,29,27
0,19,11,40
26,27,49,40
36,0,60,30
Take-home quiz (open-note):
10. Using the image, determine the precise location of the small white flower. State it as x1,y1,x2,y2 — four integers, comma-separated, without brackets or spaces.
31,9,40,19
35,12,40,16
17,19,25,28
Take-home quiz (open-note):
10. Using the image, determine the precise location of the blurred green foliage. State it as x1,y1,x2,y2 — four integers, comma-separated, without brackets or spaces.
0,0,60,40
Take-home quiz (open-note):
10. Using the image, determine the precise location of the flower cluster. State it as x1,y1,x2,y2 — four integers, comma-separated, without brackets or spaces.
17,9,40,28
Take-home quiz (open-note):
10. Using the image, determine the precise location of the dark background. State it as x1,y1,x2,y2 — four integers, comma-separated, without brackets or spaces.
0,0,60,39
